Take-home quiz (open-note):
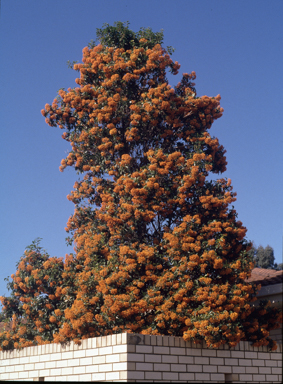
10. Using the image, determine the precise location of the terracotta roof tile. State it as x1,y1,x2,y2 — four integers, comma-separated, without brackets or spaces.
246,268,283,286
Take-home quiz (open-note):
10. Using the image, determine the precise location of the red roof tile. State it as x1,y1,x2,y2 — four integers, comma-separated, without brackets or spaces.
246,268,283,286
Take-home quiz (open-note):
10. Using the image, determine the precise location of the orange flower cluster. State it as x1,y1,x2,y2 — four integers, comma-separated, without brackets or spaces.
1,23,281,352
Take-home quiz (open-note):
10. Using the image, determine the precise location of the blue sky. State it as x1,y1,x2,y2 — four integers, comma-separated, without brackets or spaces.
1,0,282,298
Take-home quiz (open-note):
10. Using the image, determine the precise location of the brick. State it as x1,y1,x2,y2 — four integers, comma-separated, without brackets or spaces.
145,371,162,380
50,352,62,361
218,366,232,373
128,353,145,362
38,369,50,377
34,362,45,370
113,362,127,371
136,345,153,354
98,363,112,372
136,362,153,371
259,366,271,374
187,365,202,372
186,347,201,356
106,354,120,363
195,356,209,364
56,359,69,368
195,373,210,381
67,358,80,366
231,351,244,358
24,363,34,370
210,357,224,365
163,372,179,381
19,356,30,364
201,349,217,357
98,346,112,355
239,358,252,366
203,365,217,373
112,344,127,354
217,350,231,358
39,354,52,362
45,361,56,369
119,371,127,380
154,363,170,371
29,355,40,363
179,372,195,381
224,358,238,365
253,374,266,381
245,351,257,359
245,367,258,374
91,372,106,381
93,355,106,364
252,359,265,366
272,367,282,374
78,373,92,381
67,375,79,381
266,374,279,381
79,357,92,366
265,360,277,367
86,365,99,373
271,353,282,360
178,356,193,364
258,352,270,359
6,372,19,380
106,371,120,381
61,351,73,360
170,347,186,355
145,354,161,363
74,349,86,358
128,371,145,380
61,367,73,375
86,348,99,357
211,373,225,381
48,368,61,376
171,364,186,372
154,346,170,354
239,374,253,381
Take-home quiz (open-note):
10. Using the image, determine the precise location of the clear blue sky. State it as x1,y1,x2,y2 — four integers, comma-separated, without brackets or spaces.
1,0,282,298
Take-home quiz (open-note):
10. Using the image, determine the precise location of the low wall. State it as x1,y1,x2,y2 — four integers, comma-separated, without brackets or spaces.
0,333,282,382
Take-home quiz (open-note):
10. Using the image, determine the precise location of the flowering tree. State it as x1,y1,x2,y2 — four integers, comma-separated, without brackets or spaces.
0,22,281,351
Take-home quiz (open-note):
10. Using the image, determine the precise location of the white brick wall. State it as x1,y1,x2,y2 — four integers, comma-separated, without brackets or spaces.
0,333,282,382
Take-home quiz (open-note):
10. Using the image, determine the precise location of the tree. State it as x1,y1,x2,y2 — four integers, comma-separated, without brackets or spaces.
249,243,282,270
0,22,281,351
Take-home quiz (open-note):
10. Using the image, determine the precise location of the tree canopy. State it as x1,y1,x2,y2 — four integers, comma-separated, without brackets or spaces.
0,22,281,351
